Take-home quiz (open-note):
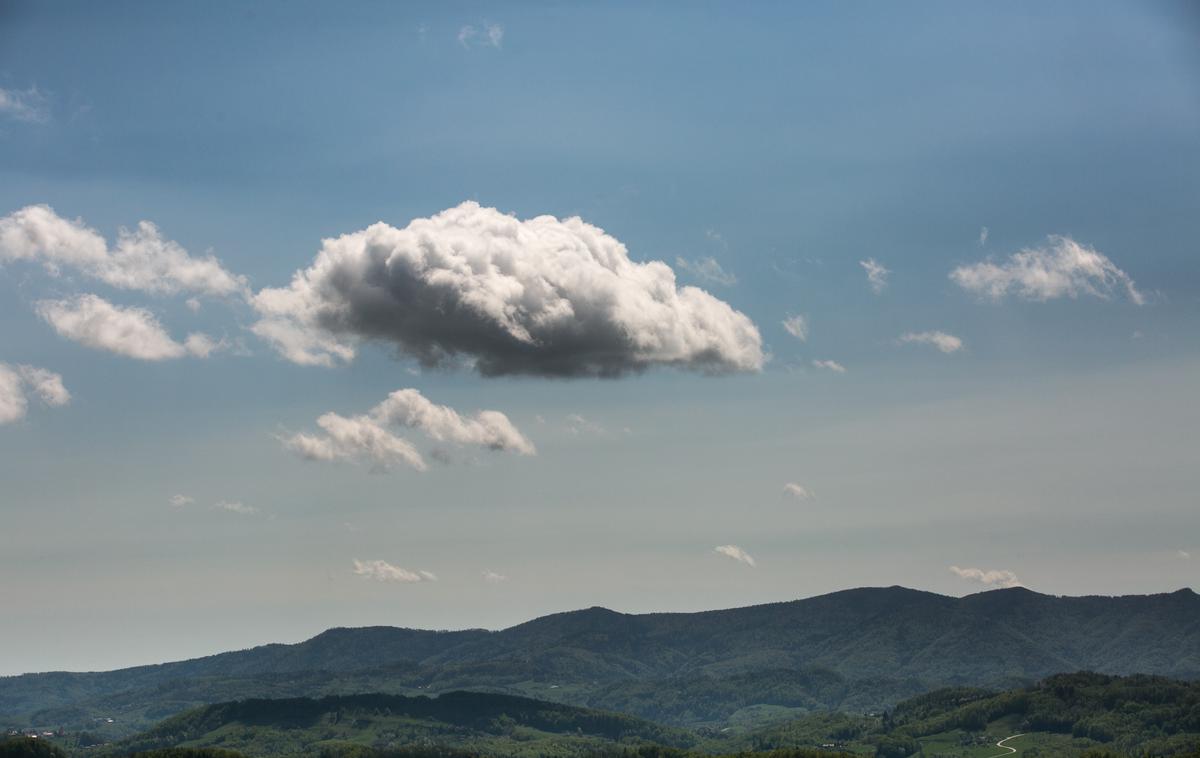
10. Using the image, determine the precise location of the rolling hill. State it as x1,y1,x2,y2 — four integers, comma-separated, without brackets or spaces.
100,691,696,758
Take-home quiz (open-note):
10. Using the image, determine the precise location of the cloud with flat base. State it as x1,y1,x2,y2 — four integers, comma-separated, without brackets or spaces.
282,388,534,473
251,202,763,377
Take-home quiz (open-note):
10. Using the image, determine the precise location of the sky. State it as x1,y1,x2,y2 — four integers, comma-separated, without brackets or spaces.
1,0,1198,676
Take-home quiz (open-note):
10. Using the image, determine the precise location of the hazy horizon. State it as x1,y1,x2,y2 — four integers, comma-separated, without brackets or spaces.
5,581,1199,678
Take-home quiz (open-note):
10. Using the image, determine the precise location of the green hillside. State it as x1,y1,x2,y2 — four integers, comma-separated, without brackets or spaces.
98,692,696,758
9,673,1200,757
881,672,1200,757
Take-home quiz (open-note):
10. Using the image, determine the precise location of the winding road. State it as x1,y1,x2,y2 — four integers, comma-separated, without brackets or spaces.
985,733,1027,757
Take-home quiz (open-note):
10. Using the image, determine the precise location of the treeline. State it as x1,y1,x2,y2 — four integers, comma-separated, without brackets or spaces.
0,740,860,758
883,672,1200,756
115,691,695,755
584,668,926,725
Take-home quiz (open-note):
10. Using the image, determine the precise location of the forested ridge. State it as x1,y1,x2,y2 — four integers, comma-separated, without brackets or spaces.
4,587,1198,736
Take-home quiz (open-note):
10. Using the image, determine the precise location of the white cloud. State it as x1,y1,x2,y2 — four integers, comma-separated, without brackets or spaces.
0,205,246,298
0,86,50,123
288,413,428,472
675,256,737,286
1178,550,1191,560
251,202,763,377
373,388,535,454
15,365,70,406
169,494,194,508
250,317,354,368
950,235,1144,304
715,544,756,567
282,388,533,472
0,365,28,425
353,559,436,583
185,297,202,312
812,359,846,373
978,226,989,246
949,565,1021,589
859,258,890,294
35,294,210,361
183,332,226,358
781,314,808,342
213,500,257,515
458,23,503,48
482,570,509,584
783,482,813,500
0,363,70,425
899,330,964,354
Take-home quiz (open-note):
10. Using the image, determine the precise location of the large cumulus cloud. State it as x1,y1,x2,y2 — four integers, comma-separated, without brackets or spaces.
252,202,764,377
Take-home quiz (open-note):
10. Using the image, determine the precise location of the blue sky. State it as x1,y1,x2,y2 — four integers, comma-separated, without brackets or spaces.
1,1,1198,675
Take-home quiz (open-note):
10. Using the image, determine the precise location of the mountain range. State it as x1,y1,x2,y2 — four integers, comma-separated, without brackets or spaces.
4,586,1198,735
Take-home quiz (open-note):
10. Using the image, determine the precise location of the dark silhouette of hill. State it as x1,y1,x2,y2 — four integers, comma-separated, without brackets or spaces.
3,586,1197,733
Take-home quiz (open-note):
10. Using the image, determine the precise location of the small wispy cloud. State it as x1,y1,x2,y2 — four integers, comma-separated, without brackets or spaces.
0,363,71,426
978,226,989,246
898,330,964,354
783,482,813,500
950,236,1144,305
565,413,605,436
949,565,1021,589
213,500,257,515
169,494,194,508
353,559,436,583
1178,550,1191,560
704,229,729,249
482,570,509,584
812,359,846,374
676,256,737,286
0,86,50,124
715,544,756,567
458,22,503,49
859,258,890,294
781,314,808,342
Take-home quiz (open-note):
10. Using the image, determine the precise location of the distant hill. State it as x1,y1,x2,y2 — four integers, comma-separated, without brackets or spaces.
3,586,1197,735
